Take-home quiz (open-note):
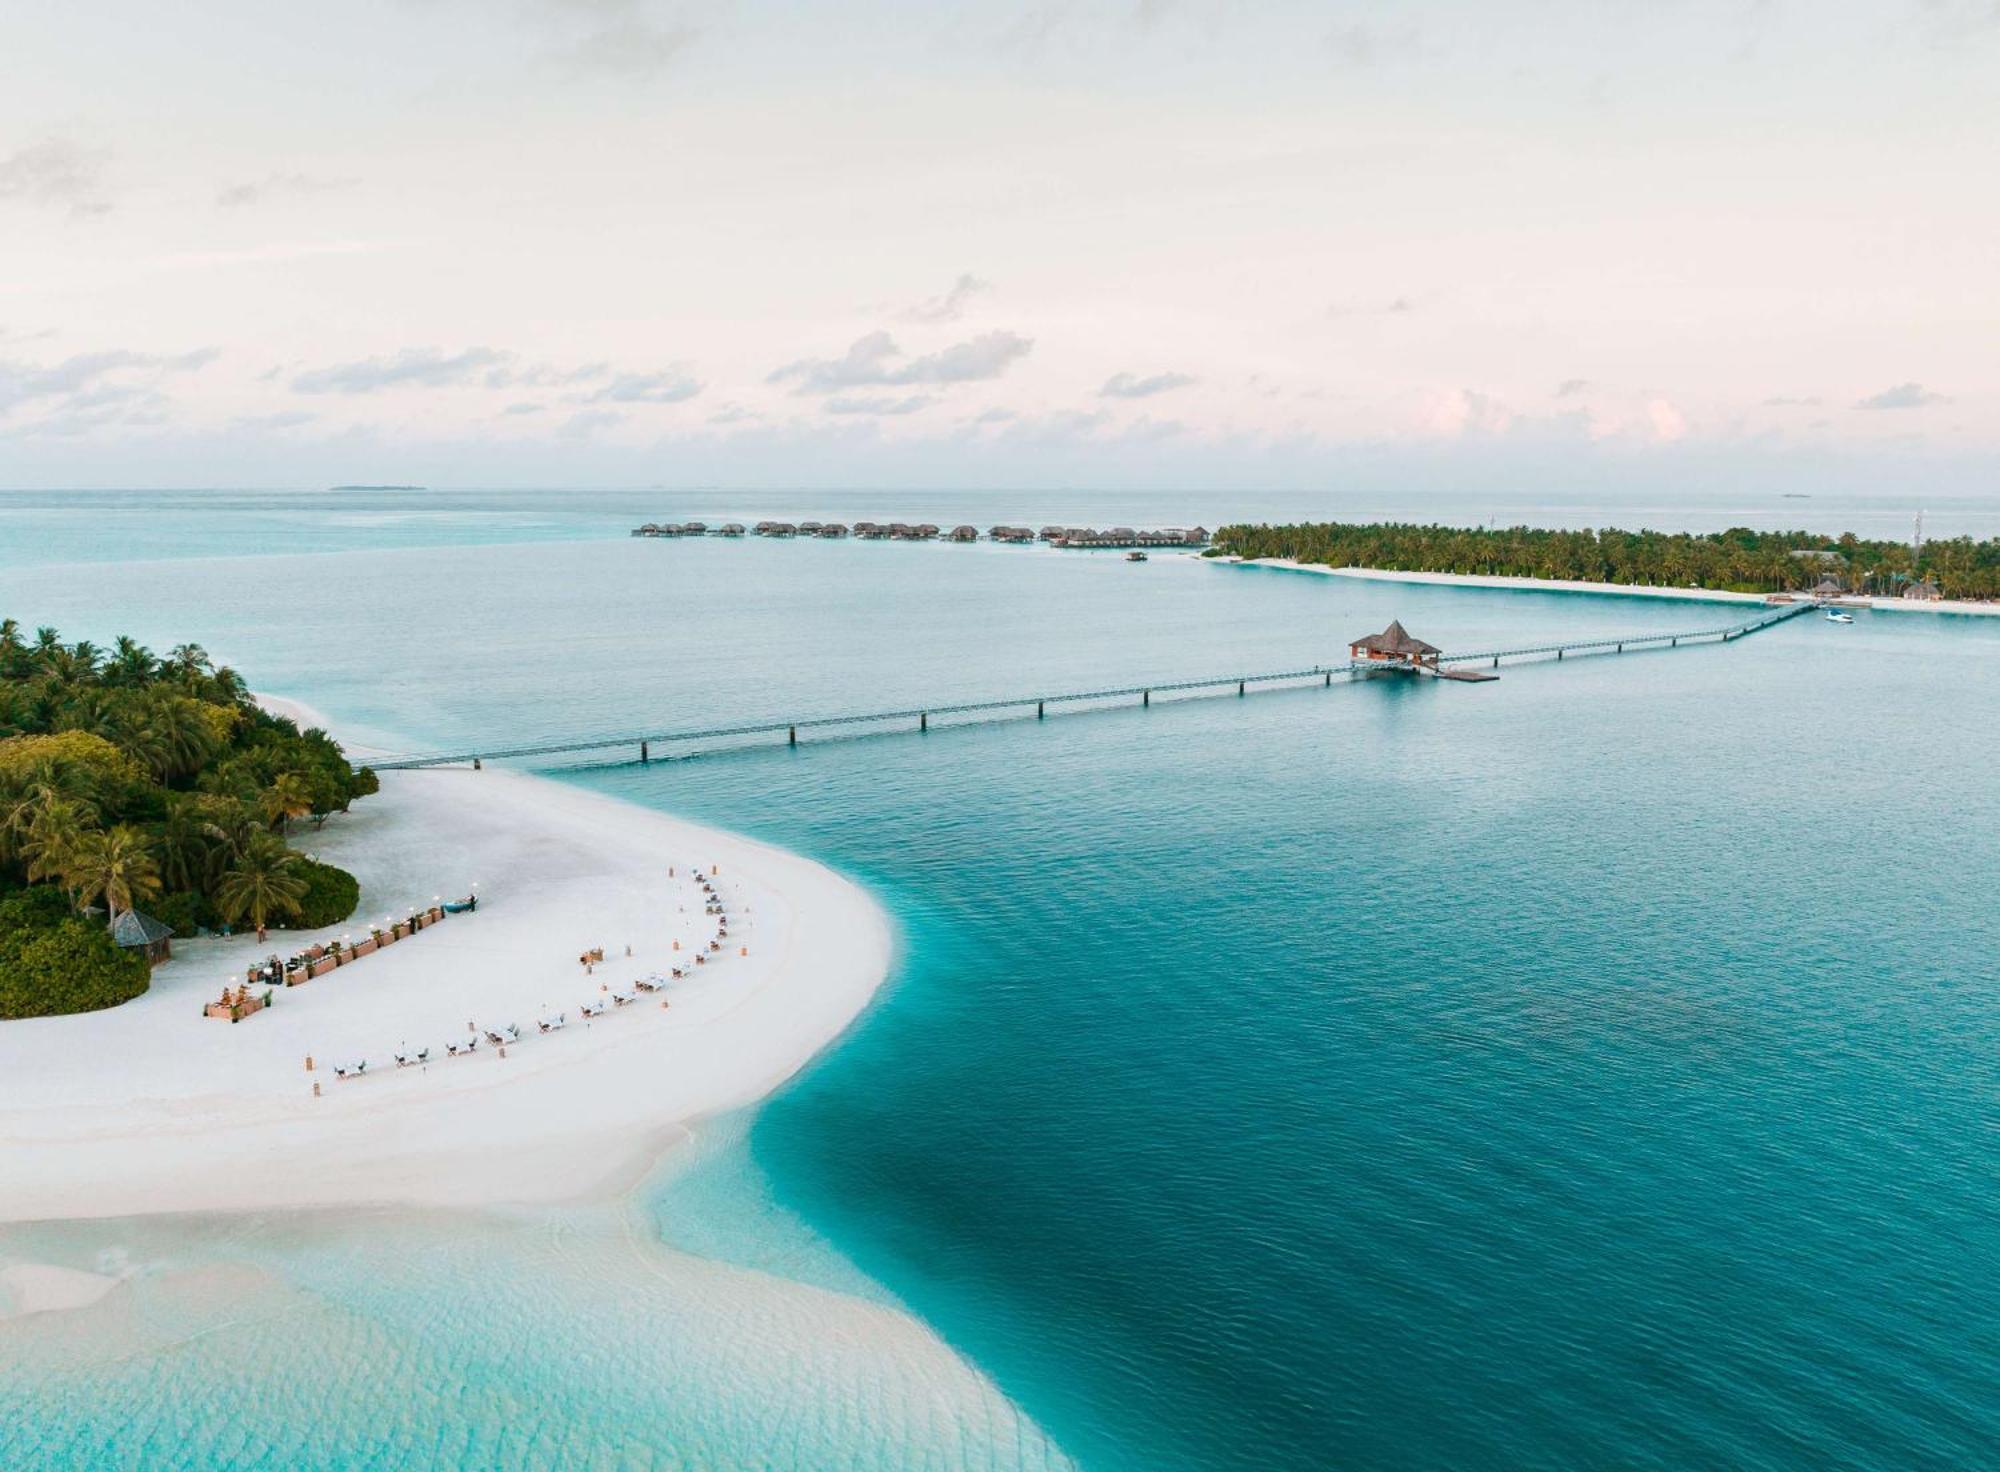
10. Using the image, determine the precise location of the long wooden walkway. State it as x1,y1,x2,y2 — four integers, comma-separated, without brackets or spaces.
365,601,1814,771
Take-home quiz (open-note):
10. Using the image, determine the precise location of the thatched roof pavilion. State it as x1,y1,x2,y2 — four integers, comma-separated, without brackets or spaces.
112,909,174,965
1348,620,1442,666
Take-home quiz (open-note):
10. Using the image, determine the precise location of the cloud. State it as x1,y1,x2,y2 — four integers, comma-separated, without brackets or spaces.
769,329,1032,394
503,401,545,416
902,274,989,324
486,360,607,389
587,369,702,404
1762,395,1823,408
537,0,700,78
0,348,216,417
1854,382,1948,410
707,403,757,425
0,347,216,436
825,394,936,416
1555,378,1591,398
291,347,512,393
0,139,112,218
1646,398,1687,442
1100,370,1196,399
215,172,356,208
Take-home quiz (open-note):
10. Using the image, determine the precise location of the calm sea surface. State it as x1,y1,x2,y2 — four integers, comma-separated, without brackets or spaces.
3,488,1998,1470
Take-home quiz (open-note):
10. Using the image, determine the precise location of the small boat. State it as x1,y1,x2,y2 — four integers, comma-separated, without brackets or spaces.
442,897,476,914
1126,551,1148,562
1824,610,1854,623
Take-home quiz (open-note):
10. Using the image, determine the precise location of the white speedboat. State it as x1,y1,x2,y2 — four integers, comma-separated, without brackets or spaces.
1824,610,1854,623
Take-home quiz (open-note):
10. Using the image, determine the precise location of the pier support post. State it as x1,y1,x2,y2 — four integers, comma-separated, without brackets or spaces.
1324,671,1331,687
1557,649,1563,661
1143,690,1150,707
1672,637,1677,648
640,740,649,763
1037,700,1044,719
788,726,796,747
1238,681,1245,697
1616,643,1622,653
920,712,928,732
1493,656,1499,669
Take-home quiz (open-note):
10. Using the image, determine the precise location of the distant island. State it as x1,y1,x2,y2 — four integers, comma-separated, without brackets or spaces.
1211,521,2000,601
328,484,427,492
0,624,375,1018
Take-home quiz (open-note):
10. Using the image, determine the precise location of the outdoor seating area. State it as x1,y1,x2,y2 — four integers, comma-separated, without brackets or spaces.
203,985,268,1023
317,863,739,1087
264,899,464,988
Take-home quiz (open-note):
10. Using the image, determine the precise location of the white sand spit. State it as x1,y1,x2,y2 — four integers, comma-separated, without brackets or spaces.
0,697,893,1224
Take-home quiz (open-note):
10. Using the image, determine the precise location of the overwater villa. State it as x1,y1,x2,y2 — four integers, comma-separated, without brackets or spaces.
949,525,979,542
1348,620,1442,669
718,523,746,536
820,522,849,537
799,521,824,536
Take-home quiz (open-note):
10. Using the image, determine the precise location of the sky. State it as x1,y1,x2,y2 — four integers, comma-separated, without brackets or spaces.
1,0,1997,492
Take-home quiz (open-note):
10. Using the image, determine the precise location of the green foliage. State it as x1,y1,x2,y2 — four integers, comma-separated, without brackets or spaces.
0,887,149,1019
294,857,361,928
1212,522,2000,600
0,621,377,1013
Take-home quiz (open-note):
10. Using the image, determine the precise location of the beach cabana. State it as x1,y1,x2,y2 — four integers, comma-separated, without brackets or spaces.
1811,575,1846,598
1348,620,1442,668
1903,579,1942,601
112,909,174,966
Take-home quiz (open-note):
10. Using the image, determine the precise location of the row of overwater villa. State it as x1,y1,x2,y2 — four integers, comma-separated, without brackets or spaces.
631,520,1211,547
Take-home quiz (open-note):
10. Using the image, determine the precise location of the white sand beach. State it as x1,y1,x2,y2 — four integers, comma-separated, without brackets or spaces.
0,697,894,1225
1230,558,2000,615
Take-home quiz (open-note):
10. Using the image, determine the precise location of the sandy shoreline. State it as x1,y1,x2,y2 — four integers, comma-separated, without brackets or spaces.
0,696,894,1225
1229,558,2000,616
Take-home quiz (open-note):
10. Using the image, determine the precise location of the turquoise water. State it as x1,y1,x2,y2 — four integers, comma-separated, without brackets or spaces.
4,492,1999,1469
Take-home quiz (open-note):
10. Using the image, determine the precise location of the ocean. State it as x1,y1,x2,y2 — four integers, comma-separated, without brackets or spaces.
3,487,1998,1469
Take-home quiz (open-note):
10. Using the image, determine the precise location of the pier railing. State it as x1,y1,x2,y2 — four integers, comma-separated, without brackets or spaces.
364,601,1813,771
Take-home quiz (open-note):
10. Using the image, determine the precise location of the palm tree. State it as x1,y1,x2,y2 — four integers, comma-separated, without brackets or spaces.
155,793,226,892
167,643,212,684
215,834,307,937
142,691,220,783
21,796,94,892
67,825,161,929
108,636,156,687
259,772,314,835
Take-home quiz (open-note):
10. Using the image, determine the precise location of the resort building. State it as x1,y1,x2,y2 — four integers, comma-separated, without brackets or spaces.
1348,620,1442,669
949,525,979,542
1904,579,1942,601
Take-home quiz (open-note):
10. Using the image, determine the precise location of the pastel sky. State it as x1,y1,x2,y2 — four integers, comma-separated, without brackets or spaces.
2,0,1996,491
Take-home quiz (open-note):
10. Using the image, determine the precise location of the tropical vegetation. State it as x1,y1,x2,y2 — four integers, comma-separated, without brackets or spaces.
1210,522,2000,600
0,622,377,1017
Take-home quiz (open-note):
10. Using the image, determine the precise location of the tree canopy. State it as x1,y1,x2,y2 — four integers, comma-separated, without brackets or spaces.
1210,522,2000,600
0,621,377,1018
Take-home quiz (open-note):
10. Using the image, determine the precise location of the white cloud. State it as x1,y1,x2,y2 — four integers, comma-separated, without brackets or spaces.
1100,370,1196,398
901,274,989,324
769,329,1032,394
587,369,702,404
1854,382,1948,410
0,139,111,219
292,347,512,394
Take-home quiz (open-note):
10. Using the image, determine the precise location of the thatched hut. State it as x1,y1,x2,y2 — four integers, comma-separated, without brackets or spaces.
1904,579,1942,601
1348,620,1442,668
113,909,174,966
948,525,978,542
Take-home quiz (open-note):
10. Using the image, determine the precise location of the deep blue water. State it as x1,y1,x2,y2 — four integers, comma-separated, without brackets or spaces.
4,490,1999,1469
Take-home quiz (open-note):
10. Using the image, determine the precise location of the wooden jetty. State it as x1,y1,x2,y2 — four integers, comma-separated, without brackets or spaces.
366,602,1813,772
